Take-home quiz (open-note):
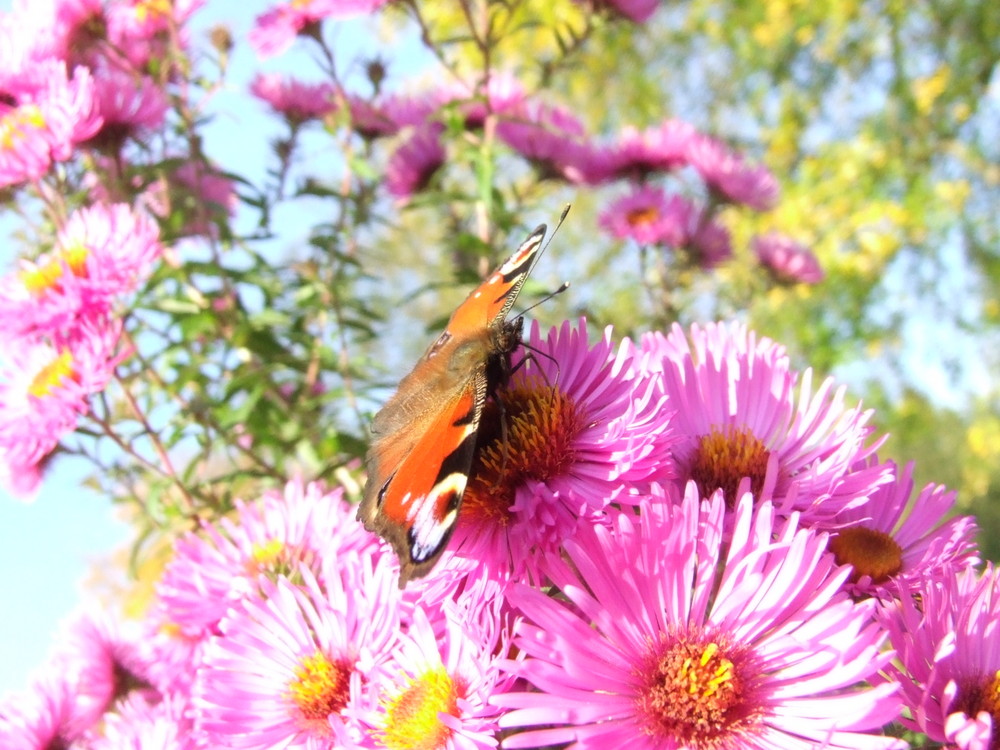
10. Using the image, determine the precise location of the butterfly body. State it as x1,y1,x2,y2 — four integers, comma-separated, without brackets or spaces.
360,225,548,586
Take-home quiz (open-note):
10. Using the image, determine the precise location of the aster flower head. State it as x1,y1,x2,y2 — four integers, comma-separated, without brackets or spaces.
826,459,979,601
0,670,81,748
495,483,904,749
153,479,383,652
163,160,239,238
250,72,337,124
249,0,393,58
0,59,101,187
365,598,518,750
0,316,122,498
0,202,162,338
753,232,825,284
438,72,528,129
88,693,194,750
598,185,697,246
496,102,590,182
586,119,694,184
83,66,169,151
686,213,733,268
575,0,660,23
642,321,892,523
192,561,402,749
450,318,676,583
385,123,446,202
687,132,780,211
880,565,1000,749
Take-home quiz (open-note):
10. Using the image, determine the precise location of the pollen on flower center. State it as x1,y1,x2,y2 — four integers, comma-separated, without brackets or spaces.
637,635,761,748
0,105,45,148
689,427,769,506
248,539,317,583
286,651,351,733
21,244,91,294
462,380,582,523
828,527,904,584
627,205,660,226
380,666,461,750
29,350,78,397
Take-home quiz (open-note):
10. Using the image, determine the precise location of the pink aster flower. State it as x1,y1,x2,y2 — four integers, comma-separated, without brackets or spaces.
0,60,101,186
879,565,1000,749
0,671,80,748
161,160,238,238
449,318,676,583
249,0,393,58
495,484,904,749
753,231,825,284
496,102,590,182
364,601,518,749
88,693,193,750
345,93,400,139
585,120,694,184
575,0,660,23
49,607,157,737
825,459,979,600
250,72,337,124
438,72,528,129
598,185,697,246
385,123,446,202
83,66,169,151
152,479,384,658
0,202,162,338
0,316,122,498
687,132,780,211
686,212,733,268
642,321,892,523
191,562,401,749
105,0,204,70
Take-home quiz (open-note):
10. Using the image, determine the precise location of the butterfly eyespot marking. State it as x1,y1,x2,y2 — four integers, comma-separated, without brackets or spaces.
359,220,558,587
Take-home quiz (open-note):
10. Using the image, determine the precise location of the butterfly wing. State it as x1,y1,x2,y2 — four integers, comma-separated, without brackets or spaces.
360,224,548,585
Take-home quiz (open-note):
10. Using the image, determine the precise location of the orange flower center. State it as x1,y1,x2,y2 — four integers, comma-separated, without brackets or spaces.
627,206,660,227
637,634,762,748
689,427,770,506
828,527,903,584
952,670,1000,750
380,666,462,750
462,380,582,525
287,651,351,736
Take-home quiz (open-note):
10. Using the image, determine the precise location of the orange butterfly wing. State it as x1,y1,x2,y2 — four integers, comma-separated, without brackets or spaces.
359,224,547,585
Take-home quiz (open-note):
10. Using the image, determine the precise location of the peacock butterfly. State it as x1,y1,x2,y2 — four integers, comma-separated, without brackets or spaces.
359,223,549,586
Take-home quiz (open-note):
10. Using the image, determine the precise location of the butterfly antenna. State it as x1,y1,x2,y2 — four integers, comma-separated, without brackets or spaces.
541,203,571,257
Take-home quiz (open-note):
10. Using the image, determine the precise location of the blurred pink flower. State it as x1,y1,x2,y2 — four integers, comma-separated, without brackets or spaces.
585,119,694,183
384,123,446,201
687,132,780,211
753,231,825,284
497,102,590,181
250,0,393,58
83,66,168,150
0,203,162,338
250,72,337,124
0,316,122,498
599,185,697,246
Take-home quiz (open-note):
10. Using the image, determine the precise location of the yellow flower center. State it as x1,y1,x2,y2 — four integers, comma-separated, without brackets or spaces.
29,350,78,397
462,380,582,524
20,243,91,295
0,105,46,149
828,527,903,584
689,427,770,506
380,666,461,750
247,539,317,584
637,634,762,748
287,651,351,736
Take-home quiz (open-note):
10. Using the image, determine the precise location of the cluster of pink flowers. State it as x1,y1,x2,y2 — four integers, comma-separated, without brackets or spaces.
246,0,821,281
1,319,987,748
